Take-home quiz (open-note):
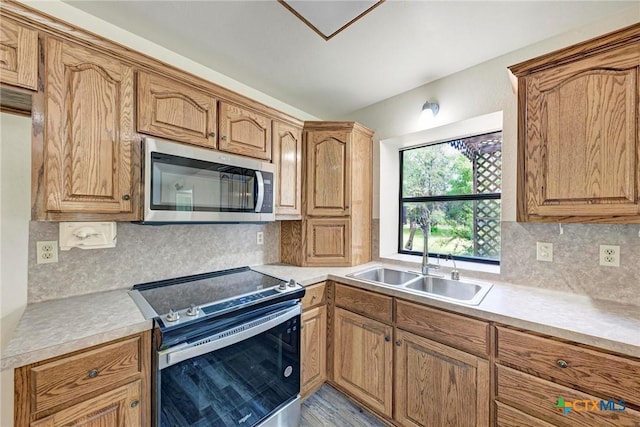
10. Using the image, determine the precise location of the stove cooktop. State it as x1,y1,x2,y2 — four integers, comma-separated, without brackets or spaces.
129,267,302,328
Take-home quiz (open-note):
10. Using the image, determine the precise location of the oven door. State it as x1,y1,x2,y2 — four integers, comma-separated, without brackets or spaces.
156,304,301,427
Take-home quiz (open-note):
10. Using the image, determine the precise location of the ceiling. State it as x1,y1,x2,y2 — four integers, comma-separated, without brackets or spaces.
62,1,637,119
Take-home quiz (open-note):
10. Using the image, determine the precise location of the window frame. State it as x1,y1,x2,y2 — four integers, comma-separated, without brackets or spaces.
397,137,501,265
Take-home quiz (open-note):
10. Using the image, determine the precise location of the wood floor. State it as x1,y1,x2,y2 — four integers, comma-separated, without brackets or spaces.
301,385,388,427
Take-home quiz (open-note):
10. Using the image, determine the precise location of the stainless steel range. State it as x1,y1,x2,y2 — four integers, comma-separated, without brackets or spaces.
129,267,305,427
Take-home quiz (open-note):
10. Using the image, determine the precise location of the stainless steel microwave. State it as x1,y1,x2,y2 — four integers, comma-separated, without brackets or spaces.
142,138,275,223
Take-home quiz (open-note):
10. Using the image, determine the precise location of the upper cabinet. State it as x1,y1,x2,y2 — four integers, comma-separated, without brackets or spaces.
510,24,640,223
0,17,38,90
281,122,373,267
306,129,351,216
41,38,138,220
137,71,217,148
273,120,303,218
218,102,272,160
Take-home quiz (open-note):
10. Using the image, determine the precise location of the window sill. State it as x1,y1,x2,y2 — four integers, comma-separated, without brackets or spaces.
379,253,501,275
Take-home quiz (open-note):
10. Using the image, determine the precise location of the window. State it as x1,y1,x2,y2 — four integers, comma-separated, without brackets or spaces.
399,131,502,264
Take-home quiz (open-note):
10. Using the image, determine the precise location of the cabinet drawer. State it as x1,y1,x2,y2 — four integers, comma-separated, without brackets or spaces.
496,402,555,427
496,327,640,404
301,282,326,310
396,299,488,357
497,364,640,427
334,284,392,323
31,336,142,413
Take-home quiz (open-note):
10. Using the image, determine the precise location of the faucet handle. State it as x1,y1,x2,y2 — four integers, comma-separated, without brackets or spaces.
448,254,460,280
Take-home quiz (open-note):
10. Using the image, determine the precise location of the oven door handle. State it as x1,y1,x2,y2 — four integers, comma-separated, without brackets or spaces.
159,304,300,370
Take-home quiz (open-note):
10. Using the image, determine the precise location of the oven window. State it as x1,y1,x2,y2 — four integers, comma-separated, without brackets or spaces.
159,315,300,427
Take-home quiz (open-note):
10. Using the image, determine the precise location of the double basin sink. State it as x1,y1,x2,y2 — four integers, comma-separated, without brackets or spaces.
347,267,492,306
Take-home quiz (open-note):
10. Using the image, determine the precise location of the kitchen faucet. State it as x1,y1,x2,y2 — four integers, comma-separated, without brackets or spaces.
421,222,439,275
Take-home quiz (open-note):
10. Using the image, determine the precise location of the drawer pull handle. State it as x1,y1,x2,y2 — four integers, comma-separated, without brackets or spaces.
122,194,131,201
556,359,568,369
87,369,99,379
311,295,317,300
395,340,402,347
384,336,390,342
208,132,216,138
130,400,139,408
221,135,227,141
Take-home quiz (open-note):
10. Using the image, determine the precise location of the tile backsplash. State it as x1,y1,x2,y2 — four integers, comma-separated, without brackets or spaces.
500,221,640,305
28,221,280,303
29,219,640,305
373,219,640,306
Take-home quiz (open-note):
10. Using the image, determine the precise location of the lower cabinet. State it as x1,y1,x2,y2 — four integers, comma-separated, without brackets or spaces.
322,281,639,427
301,305,327,396
301,282,327,398
14,331,151,427
394,329,490,427
330,283,489,426
495,326,640,427
333,307,393,417
30,380,142,427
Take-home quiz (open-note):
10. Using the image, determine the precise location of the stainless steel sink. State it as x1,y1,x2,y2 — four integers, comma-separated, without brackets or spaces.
347,267,421,286
404,275,492,305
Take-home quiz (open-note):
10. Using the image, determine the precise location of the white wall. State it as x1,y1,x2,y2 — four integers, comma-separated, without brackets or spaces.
345,6,640,221
0,113,31,427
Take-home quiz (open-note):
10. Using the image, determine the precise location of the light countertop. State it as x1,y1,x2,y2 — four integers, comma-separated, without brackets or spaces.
1,289,151,370
2,261,639,371
253,262,640,358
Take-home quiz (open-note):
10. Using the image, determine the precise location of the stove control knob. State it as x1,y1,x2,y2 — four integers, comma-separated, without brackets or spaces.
166,309,180,322
278,281,287,291
186,304,200,316
288,279,297,288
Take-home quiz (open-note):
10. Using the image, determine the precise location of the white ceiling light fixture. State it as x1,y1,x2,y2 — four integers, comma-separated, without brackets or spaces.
279,0,385,40
421,101,440,119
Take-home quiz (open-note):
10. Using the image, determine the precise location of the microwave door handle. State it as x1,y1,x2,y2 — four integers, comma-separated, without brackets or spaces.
254,171,264,213
160,304,301,370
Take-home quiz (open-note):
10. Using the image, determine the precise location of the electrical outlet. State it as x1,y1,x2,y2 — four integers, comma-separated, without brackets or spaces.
536,242,553,262
36,241,58,264
599,245,620,267
257,231,264,245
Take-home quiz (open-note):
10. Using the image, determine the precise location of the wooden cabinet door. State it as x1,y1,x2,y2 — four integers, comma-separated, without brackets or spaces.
394,329,489,427
30,380,141,427
333,308,393,417
306,218,351,266
301,305,327,397
137,71,217,148
218,102,272,160
45,38,136,217
522,42,640,219
273,121,302,217
306,130,350,216
0,18,38,90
